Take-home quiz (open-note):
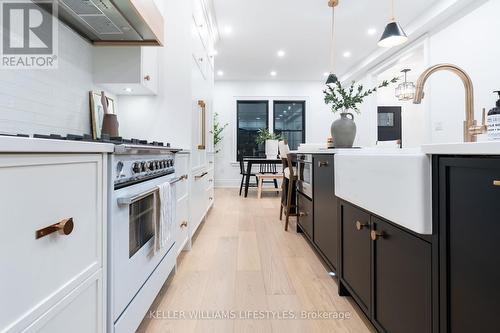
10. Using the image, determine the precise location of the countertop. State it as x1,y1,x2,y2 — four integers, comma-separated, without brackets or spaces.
421,141,500,155
0,136,115,153
291,148,361,154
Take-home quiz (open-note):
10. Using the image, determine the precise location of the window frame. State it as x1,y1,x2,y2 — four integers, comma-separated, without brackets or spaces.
236,100,270,158
272,100,306,149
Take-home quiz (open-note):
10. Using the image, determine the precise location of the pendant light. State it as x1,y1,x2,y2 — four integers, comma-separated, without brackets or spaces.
325,0,339,84
395,69,416,101
378,0,408,48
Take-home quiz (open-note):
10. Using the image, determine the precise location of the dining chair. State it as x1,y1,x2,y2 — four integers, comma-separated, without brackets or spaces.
256,162,282,199
278,141,298,231
238,153,258,196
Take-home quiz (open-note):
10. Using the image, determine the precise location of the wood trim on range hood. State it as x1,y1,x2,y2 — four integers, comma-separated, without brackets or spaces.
38,0,164,46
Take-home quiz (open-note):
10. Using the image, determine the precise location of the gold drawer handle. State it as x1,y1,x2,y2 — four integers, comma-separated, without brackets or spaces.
180,221,188,228
494,180,500,186
195,172,208,180
36,218,74,239
371,230,385,241
356,221,370,231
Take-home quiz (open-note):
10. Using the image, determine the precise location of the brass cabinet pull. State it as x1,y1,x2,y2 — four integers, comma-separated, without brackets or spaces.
180,221,188,228
356,221,370,231
318,161,329,167
195,172,208,180
36,218,74,239
144,75,151,81
494,180,500,186
371,230,385,241
197,100,206,150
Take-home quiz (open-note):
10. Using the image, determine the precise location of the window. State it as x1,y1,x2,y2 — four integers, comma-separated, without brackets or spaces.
273,101,305,150
237,101,269,158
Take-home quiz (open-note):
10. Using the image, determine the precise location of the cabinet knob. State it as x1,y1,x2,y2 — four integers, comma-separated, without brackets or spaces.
36,218,74,239
356,221,369,231
180,221,188,228
144,75,151,81
318,161,329,167
494,180,500,187
371,230,385,241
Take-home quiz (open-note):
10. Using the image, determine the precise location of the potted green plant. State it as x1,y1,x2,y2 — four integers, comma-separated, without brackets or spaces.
210,112,228,153
255,129,282,159
323,76,398,148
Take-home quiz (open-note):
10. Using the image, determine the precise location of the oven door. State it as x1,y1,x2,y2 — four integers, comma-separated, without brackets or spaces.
297,154,313,198
110,175,176,322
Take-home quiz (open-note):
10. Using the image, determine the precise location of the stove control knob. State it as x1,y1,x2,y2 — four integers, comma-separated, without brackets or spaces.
148,161,155,171
132,162,141,174
170,159,174,167
155,161,160,170
162,160,167,168
140,161,147,172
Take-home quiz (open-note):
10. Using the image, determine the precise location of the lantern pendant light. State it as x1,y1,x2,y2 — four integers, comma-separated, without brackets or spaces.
378,0,408,48
325,0,339,84
395,69,416,101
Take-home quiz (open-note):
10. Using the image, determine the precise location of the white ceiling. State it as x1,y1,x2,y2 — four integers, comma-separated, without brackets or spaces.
212,0,439,81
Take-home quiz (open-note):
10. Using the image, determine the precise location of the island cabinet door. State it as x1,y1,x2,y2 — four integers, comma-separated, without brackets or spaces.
339,202,371,315
313,155,338,270
371,216,432,333
297,192,313,239
438,157,500,333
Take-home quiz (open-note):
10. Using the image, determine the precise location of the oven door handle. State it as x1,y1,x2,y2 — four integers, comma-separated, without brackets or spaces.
117,175,187,206
118,188,158,206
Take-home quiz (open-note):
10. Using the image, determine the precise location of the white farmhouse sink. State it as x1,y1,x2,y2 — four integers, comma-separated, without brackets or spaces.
334,148,432,235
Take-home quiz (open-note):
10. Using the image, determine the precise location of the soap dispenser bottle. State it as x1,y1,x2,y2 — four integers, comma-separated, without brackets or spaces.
487,91,500,141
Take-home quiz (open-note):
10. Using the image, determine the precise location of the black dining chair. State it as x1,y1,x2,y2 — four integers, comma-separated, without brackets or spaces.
238,153,258,196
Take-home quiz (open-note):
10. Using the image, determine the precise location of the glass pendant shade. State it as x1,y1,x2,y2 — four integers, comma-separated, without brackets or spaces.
378,21,408,48
395,69,415,101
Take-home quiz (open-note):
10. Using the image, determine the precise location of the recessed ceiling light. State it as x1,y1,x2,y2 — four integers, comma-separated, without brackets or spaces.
124,87,133,93
223,25,233,35
217,70,224,76
270,71,277,76
367,28,377,36
343,51,351,58
277,50,285,57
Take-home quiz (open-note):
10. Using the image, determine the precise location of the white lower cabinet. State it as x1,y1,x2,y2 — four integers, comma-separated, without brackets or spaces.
0,154,107,333
175,152,191,254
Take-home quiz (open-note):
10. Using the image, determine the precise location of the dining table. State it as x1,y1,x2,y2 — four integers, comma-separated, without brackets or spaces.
243,157,282,197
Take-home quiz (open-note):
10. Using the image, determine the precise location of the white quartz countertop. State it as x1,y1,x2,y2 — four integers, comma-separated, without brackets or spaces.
291,148,360,154
0,136,115,153
421,141,500,155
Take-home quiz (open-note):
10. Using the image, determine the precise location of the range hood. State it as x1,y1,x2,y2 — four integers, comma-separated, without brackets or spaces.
37,0,164,46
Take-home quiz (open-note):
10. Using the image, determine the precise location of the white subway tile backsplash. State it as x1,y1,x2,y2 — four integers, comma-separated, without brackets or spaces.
0,23,96,136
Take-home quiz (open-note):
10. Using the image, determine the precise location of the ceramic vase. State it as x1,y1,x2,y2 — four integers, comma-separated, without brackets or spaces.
331,112,356,148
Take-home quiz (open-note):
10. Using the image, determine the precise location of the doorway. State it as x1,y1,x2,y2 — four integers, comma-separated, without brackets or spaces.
377,106,402,144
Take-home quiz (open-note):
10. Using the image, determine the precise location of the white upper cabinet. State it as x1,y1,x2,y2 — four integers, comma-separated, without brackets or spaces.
93,46,159,96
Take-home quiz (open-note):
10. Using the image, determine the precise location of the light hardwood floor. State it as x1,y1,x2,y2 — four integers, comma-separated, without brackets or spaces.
138,188,375,333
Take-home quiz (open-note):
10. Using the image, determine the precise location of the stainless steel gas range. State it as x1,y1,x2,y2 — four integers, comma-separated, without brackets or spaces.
107,140,183,333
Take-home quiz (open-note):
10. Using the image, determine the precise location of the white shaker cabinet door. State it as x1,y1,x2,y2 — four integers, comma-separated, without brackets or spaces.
0,154,105,333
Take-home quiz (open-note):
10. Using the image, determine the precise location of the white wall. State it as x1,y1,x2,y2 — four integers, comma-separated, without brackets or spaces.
117,0,193,149
213,80,370,187
354,0,500,146
0,24,96,135
426,0,500,143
